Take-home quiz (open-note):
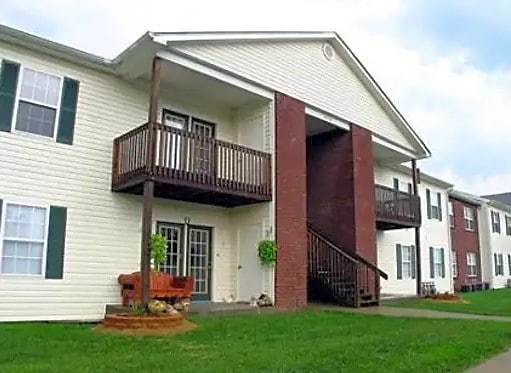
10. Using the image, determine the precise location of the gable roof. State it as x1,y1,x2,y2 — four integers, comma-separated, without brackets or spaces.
482,192,511,208
149,31,430,159
449,189,487,207
0,26,430,159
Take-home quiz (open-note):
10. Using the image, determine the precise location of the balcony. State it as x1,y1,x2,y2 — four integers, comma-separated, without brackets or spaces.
375,184,421,230
112,122,272,207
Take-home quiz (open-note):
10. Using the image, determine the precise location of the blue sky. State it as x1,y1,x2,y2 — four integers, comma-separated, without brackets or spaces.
0,0,510,194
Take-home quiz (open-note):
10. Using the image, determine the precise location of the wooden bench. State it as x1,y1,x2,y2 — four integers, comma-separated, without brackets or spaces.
118,271,193,306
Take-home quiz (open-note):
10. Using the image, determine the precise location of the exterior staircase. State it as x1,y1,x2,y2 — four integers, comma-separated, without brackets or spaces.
307,223,388,307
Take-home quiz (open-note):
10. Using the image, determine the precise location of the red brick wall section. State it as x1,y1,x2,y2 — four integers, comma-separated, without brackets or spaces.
274,92,307,310
450,198,482,290
307,124,377,263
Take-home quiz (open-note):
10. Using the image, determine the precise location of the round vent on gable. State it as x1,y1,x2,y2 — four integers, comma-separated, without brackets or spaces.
322,43,334,61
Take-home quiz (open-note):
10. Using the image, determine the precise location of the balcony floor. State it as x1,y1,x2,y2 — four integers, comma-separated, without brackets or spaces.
376,218,421,231
114,175,271,207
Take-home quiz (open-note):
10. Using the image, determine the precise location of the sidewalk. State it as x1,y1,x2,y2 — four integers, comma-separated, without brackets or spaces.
340,305,511,322
465,349,511,373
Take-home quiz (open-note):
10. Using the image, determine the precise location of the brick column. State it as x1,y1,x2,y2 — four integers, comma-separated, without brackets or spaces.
274,92,307,309
307,124,376,263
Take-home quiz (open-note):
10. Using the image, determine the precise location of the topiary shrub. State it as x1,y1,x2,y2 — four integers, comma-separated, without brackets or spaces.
258,239,277,265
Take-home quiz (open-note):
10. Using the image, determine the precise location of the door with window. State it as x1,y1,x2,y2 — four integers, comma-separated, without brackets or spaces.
190,119,215,178
157,222,212,300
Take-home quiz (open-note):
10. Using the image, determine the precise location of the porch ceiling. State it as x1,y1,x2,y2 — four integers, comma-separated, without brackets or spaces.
139,60,269,108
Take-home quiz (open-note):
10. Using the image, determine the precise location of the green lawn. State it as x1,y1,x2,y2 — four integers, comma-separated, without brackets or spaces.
384,288,511,317
1,311,511,372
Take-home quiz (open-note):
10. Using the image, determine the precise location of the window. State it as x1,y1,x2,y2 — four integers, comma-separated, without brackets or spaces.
427,189,442,221
506,216,511,236
0,203,47,275
467,252,477,277
463,206,475,231
433,248,443,278
452,250,457,278
491,211,501,233
13,68,62,138
495,253,504,276
448,202,454,227
401,245,413,279
431,195,440,219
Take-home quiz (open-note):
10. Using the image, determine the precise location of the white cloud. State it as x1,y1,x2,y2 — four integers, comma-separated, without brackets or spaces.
1,0,510,195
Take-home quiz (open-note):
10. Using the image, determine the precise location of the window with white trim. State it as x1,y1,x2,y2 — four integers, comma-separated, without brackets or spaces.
401,245,413,279
491,211,501,234
13,67,62,138
431,195,440,220
467,252,477,277
452,250,457,278
433,248,443,278
448,202,454,228
0,203,47,275
496,253,504,276
463,206,475,231
506,216,511,236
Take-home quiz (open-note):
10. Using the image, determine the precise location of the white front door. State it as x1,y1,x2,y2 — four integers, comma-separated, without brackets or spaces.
238,224,264,301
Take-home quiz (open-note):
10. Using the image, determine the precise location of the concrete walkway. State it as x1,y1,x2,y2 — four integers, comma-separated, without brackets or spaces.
465,349,511,373
339,305,511,322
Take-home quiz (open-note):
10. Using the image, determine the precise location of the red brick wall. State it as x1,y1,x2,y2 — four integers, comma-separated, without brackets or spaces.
274,92,307,309
450,198,482,290
307,124,377,263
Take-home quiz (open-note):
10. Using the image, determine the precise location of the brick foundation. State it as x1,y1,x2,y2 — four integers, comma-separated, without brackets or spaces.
274,92,307,309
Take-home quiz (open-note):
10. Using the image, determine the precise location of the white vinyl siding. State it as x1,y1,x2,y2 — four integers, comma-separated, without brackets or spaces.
174,40,417,152
0,40,273,321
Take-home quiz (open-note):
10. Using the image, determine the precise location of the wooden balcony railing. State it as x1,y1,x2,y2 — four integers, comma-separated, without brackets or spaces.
112,122,272,203
375,184,421,229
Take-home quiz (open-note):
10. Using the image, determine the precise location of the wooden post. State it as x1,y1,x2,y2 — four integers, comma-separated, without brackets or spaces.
412,159,422,296
140,56,161,309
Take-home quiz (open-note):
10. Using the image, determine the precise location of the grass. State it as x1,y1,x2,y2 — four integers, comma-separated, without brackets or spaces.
1,311,511,372
384,288,511,317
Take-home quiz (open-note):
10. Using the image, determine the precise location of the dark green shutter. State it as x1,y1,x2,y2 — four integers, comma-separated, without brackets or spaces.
440,248,445,278
0,199,3,226
396,244,402,279
0,60,20,132
45,206,67,279
426,189,432,219
429,247,435,278
56,77,79,145
494,253,498,276
437,193,442,221
407,183,412,194
393,178,399,190
411,245,416,279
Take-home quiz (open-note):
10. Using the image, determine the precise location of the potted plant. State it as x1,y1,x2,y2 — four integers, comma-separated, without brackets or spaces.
150,233,168,293
257,239,277,265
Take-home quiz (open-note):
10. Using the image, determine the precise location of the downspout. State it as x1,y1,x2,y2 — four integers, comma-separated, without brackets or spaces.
412,160,422,296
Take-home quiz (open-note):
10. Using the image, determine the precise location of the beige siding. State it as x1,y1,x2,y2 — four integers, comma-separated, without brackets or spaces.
0,40,271,321
375,166,453,295
174,40,415,151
